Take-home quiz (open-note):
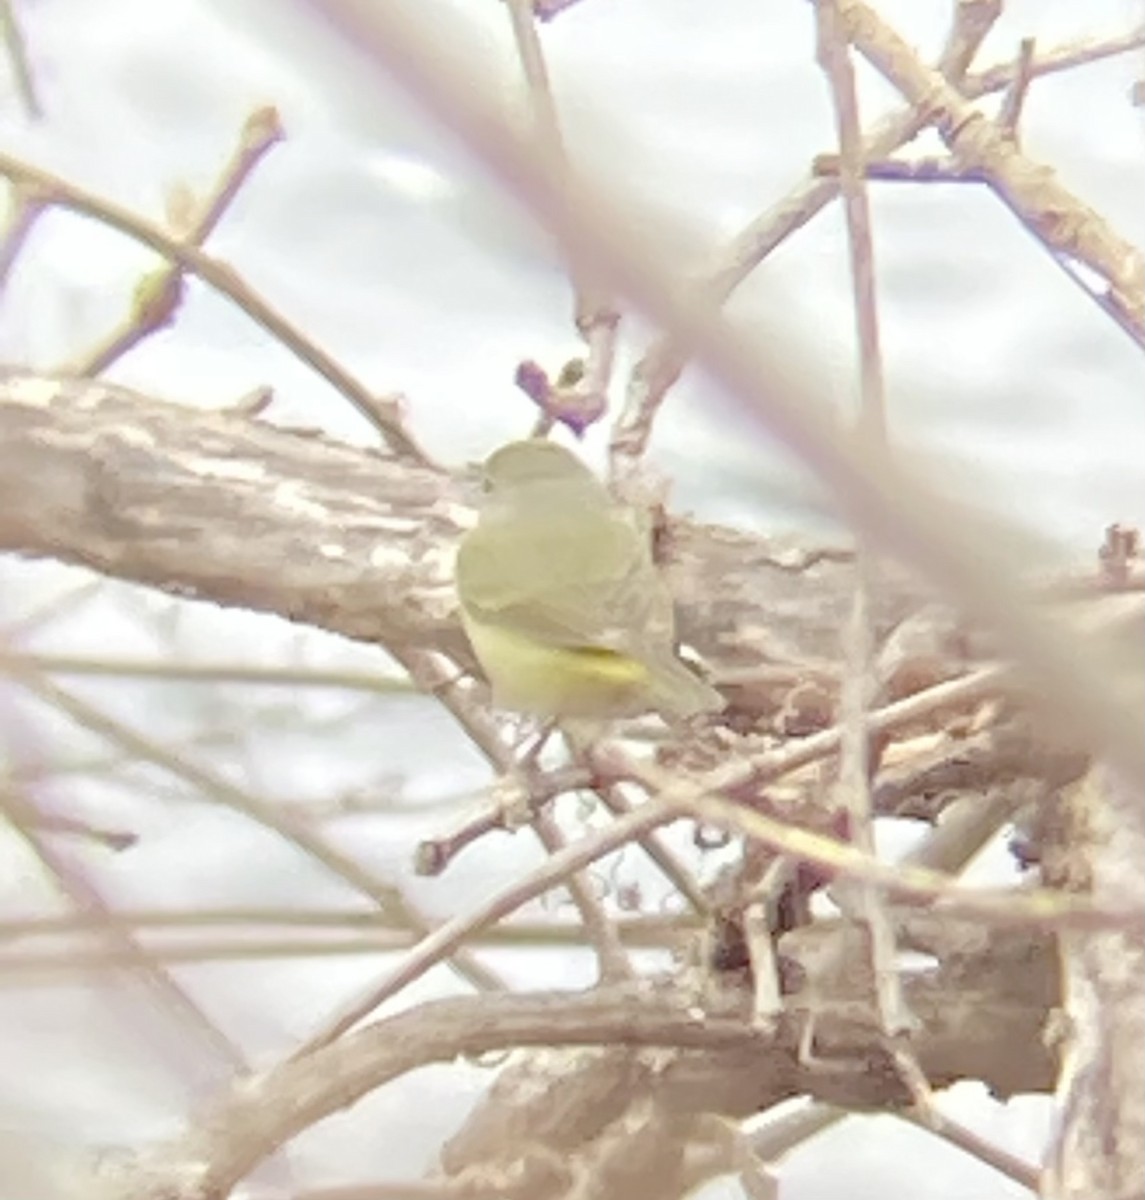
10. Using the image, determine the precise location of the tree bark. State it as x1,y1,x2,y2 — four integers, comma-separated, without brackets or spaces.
1042,766,1145,1200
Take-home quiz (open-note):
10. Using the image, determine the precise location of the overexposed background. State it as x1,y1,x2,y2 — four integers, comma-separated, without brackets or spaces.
0,0,1142,1195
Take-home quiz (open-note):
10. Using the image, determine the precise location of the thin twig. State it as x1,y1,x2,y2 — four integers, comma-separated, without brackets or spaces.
1,578,104,638
582,771,712,913
0,151,433,460
327,646,631,1014
415,751,710,914
0,906,688,942
742,893,783,1028
815,0,886,440
813,148,1145,347
407,643,707,901
965,25,1145,96
291,800,675,1056
503,0,619,439
648,776,1138,931
0,184,43,287
998,37,1037,140
609,0,1000,465
66,108,284,377
532,811,636,982
897,1107,1041,1192
300,693,1131,1066
0,930,666,979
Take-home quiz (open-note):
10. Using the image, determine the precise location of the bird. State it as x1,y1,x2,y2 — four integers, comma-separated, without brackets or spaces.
454,438,724,721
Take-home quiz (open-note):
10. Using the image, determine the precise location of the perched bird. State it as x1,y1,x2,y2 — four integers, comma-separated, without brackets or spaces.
455,438,724,721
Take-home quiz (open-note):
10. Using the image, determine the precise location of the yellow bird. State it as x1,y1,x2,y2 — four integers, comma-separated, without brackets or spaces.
455,439,724,720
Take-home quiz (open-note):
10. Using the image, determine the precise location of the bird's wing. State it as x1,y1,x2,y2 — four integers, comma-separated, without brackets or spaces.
456,482,674,653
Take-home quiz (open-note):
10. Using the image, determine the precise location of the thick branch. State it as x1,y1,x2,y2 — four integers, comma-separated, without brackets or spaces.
0,373,461,650
1,373,1136,748
0,373,932,676
98,923,1056,1200
1043,767,1145,1199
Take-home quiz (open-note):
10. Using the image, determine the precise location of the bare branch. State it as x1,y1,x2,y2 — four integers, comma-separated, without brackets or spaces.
502,0,619,440
839,0,1145,332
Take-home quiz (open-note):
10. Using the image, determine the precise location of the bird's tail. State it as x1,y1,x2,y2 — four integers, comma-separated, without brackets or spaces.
645,654,725,718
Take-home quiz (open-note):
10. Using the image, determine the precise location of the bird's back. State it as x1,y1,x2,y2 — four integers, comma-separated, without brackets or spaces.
457,479,671,652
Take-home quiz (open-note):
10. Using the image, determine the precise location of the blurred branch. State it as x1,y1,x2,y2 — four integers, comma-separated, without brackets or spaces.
0,909,691,983
0,734,248,1075
5,650,413,693
530,0,591,21
0,906,688,941
0,0,40,118
1,657,504,996
0,804,137,850
814,0,911,1041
